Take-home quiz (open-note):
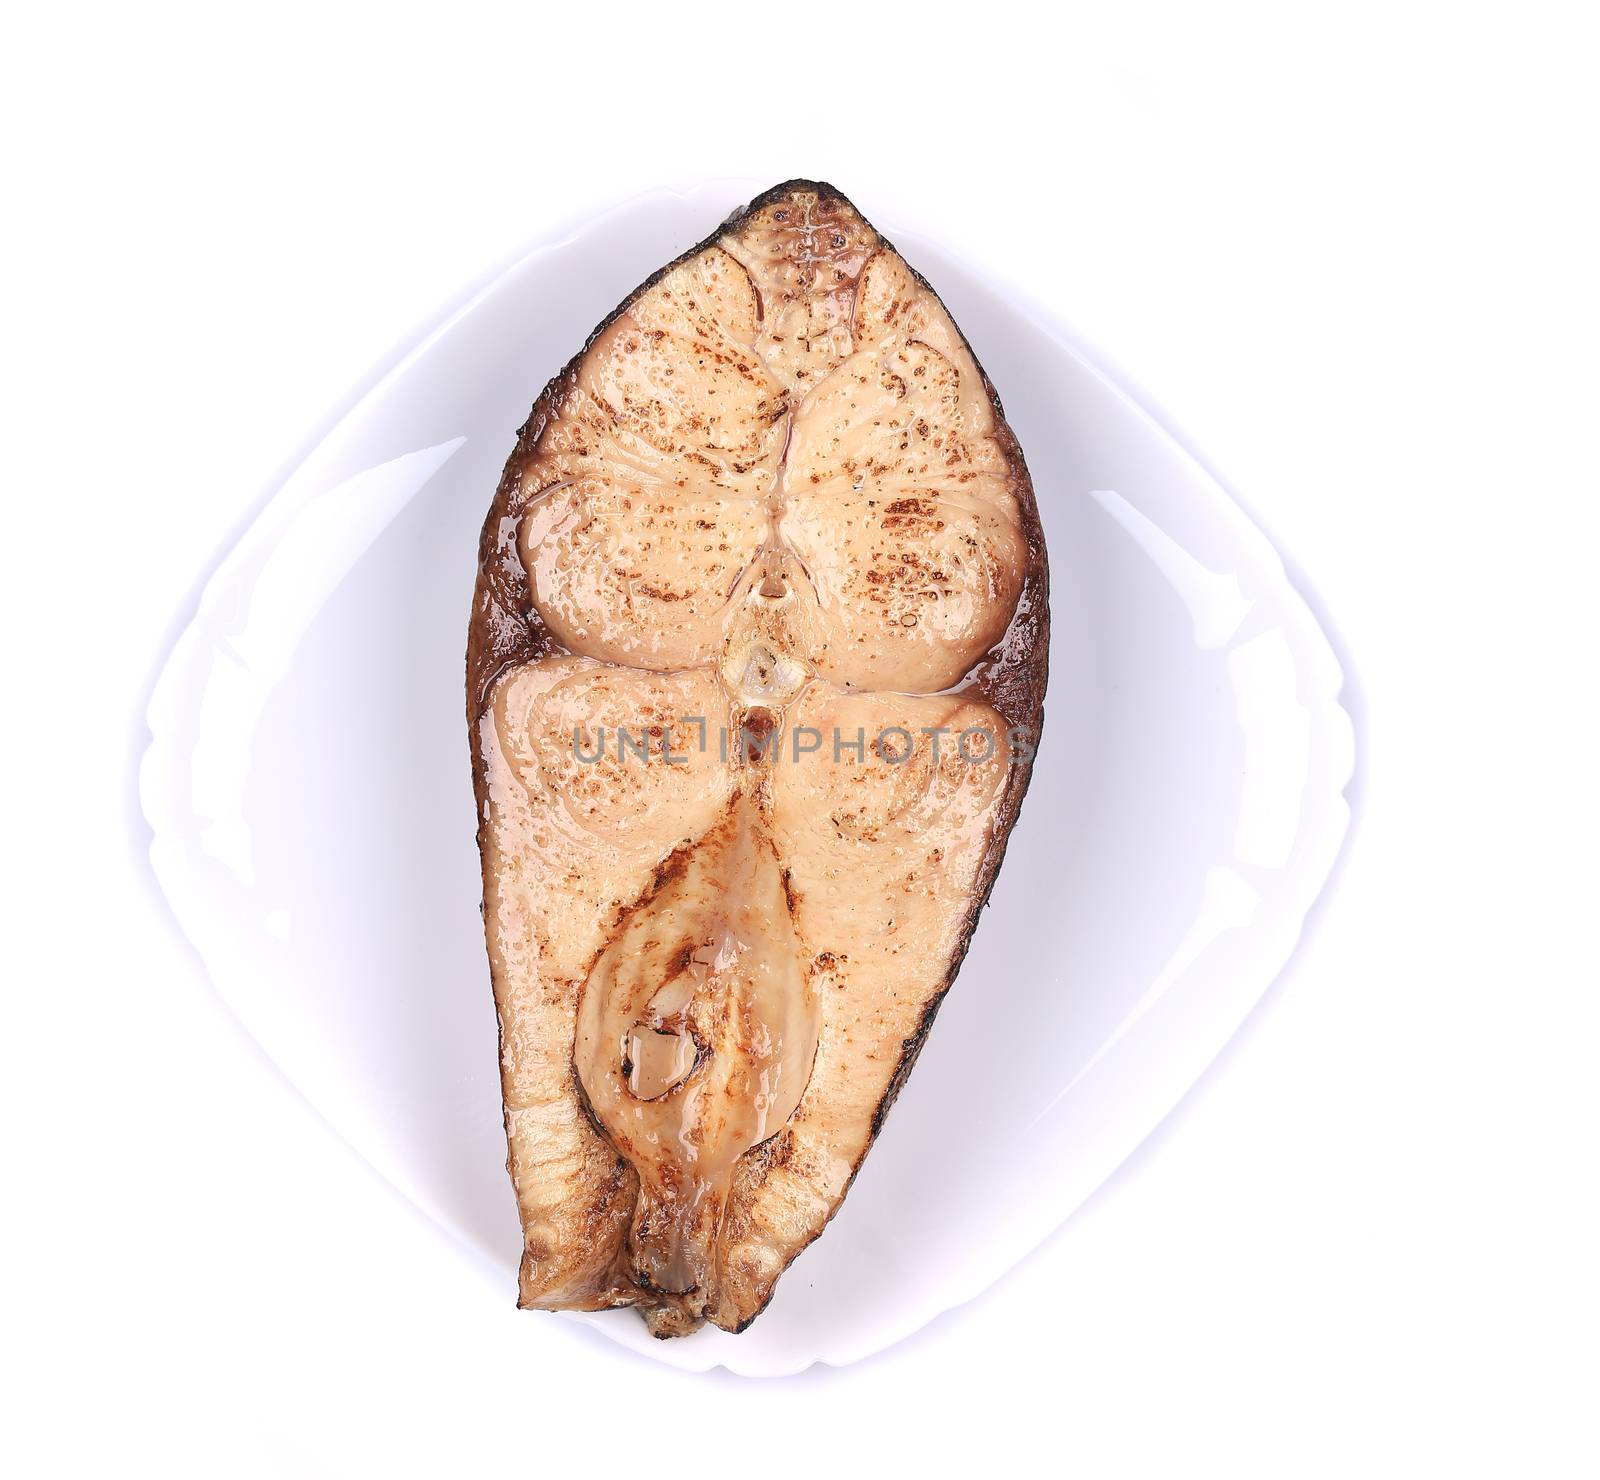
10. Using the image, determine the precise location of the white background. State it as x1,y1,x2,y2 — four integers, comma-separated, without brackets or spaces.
5,3,1597,1474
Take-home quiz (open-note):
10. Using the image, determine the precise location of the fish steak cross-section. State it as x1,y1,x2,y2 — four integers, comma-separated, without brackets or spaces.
468,181,1049,1336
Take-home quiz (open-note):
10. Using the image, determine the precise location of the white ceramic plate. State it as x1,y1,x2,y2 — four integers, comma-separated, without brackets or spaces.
139,182,1355,1376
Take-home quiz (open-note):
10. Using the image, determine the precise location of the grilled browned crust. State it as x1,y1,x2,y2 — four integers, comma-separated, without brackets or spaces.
467,180,1048,1329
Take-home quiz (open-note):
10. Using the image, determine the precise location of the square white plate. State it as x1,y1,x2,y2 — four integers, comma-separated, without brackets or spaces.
140,181,1355,1375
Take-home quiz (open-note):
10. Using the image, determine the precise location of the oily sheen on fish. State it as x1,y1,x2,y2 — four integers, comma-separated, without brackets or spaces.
468,182,1048,1336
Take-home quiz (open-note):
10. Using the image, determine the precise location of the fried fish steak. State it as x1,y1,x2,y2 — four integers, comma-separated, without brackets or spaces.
468,181,1048,1336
